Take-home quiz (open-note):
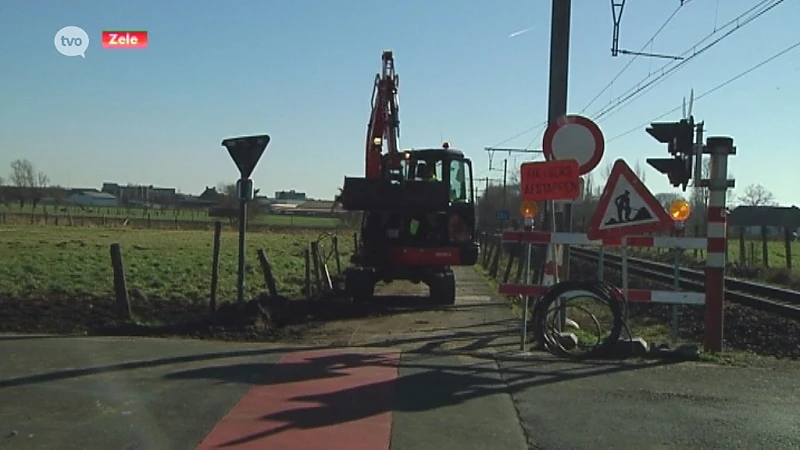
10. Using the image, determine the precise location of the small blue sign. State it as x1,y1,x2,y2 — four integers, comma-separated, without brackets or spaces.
495,210,510,221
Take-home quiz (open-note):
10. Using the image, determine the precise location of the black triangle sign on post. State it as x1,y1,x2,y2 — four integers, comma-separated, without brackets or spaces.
221,134,271,179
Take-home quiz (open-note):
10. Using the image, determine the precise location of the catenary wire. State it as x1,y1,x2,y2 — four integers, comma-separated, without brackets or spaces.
604,37,800,143
591,0,784,121
580,0,692,114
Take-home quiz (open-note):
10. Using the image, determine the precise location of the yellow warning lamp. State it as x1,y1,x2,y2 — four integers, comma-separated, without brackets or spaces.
669,199,691,222
520,200,538,219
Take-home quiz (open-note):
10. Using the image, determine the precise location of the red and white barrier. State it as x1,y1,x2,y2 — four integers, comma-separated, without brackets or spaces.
501,231,706,249
499,229,709,306
499,284,705,305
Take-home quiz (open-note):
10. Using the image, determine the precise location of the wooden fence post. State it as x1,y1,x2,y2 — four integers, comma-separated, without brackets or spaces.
738,227,745,267
257,248,279,298
784,227,793,270
304,248,312,299
332,235,342,275
210,221,222,312
310,241,322,294
109,243,132,321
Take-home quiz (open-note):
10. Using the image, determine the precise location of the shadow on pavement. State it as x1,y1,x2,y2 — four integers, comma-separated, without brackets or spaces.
167,350,673,447
0,324,665,390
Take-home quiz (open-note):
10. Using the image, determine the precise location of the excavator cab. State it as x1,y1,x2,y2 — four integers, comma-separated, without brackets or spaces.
341,143,479,268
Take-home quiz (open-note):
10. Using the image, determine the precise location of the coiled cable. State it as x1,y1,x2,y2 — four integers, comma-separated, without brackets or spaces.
529,280,631,359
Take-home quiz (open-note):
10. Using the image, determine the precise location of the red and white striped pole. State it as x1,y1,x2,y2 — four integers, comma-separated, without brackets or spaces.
704,136,734,352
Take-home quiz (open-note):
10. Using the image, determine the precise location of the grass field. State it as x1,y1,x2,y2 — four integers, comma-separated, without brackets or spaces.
0,226,353,304
0,203,341,228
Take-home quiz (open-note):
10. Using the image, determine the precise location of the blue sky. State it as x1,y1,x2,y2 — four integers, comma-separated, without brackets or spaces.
1,0,798,205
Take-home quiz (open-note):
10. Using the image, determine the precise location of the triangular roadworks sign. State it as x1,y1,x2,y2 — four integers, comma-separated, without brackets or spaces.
586,159,672,240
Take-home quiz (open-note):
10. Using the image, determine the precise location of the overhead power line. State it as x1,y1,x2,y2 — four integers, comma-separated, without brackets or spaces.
582,1,690,114
487,0,783,153
591,0,784,122
605,37,800,143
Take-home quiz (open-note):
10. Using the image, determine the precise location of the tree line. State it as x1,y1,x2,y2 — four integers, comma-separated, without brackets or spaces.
476,158,778,233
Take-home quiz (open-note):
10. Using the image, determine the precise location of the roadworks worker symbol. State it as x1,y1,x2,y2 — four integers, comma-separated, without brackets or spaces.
586,159,672,240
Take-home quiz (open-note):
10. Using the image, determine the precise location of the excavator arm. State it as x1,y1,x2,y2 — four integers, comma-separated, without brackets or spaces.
340,50,448,212
365,51,400,179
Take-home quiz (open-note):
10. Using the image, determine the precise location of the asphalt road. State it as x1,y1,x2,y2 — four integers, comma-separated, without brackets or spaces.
0,267,798,449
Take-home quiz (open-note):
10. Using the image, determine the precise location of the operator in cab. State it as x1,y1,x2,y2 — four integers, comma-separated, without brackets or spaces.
409,160,440,240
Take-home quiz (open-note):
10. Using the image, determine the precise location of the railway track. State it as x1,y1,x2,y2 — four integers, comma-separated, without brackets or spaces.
570,247,800,320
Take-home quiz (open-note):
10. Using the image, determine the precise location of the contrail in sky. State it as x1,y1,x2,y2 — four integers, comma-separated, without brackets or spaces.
508,27,531,38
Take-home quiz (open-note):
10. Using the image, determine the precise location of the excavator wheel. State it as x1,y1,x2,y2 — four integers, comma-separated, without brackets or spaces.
429,270,456,306
346,268,375,306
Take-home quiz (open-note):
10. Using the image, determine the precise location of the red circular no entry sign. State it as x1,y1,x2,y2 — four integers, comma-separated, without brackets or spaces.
542,114,605,176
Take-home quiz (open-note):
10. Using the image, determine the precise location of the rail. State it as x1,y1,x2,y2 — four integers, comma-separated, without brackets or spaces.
570,247,800,320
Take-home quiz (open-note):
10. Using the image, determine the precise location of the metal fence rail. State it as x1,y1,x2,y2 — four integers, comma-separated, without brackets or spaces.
571,247,800,319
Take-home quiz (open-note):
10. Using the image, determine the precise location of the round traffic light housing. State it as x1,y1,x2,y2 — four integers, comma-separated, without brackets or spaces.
669,199,691,222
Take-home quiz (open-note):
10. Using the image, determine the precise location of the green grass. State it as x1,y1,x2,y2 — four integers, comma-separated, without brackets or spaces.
0,226,353,302
640,239,799,271
0,203,341,227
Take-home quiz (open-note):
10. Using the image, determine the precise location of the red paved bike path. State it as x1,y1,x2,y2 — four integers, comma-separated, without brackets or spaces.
195,348,400,450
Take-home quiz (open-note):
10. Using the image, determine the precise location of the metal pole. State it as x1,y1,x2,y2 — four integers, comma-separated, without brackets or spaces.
540,0,571,291
621,236,629,325
520,243,532,351
547,0,571,236
502,158,508,229
236,192,247,304
671,242,681,343
704,136,733,352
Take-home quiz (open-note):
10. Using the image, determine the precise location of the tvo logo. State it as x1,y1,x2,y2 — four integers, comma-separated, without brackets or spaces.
54,26,89,58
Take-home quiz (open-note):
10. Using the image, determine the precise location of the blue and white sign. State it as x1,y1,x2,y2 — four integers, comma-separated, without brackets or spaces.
495,210,510,221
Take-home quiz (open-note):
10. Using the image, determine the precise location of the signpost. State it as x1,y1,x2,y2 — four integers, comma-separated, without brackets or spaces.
520,159,580,202
221,134,271,304
541,114,605,320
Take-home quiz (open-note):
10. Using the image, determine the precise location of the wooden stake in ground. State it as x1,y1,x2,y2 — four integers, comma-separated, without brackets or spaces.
210,221,222,312
109,243,132,321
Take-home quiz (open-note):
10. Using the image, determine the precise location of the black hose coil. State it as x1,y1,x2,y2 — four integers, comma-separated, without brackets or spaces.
530,280,628,359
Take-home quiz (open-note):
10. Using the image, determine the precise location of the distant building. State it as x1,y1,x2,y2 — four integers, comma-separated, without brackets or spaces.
198,186,225,202
275,190,307,201
69,191,118,207
102,182,177,205
728,205,800,237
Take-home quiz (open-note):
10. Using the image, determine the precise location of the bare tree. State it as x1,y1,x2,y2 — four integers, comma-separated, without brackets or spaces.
737,183,777,206
10,159,34,208
217,182,237,204
9,159,50,209
654,192,685,210
633,160,646,183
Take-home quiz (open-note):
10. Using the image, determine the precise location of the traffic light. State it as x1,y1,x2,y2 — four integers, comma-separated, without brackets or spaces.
646,118,695,191
646,119,693,154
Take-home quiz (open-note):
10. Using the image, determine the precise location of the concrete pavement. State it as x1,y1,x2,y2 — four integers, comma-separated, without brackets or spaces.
0,267,798,449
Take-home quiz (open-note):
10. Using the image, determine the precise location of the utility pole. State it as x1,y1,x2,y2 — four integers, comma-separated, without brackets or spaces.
543,0,572,278
502,158,508,229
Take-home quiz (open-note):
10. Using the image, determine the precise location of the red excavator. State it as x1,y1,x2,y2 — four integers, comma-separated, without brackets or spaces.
338,50,480,305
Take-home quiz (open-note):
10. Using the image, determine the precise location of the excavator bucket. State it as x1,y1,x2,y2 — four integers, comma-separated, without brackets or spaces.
340,177,450,212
